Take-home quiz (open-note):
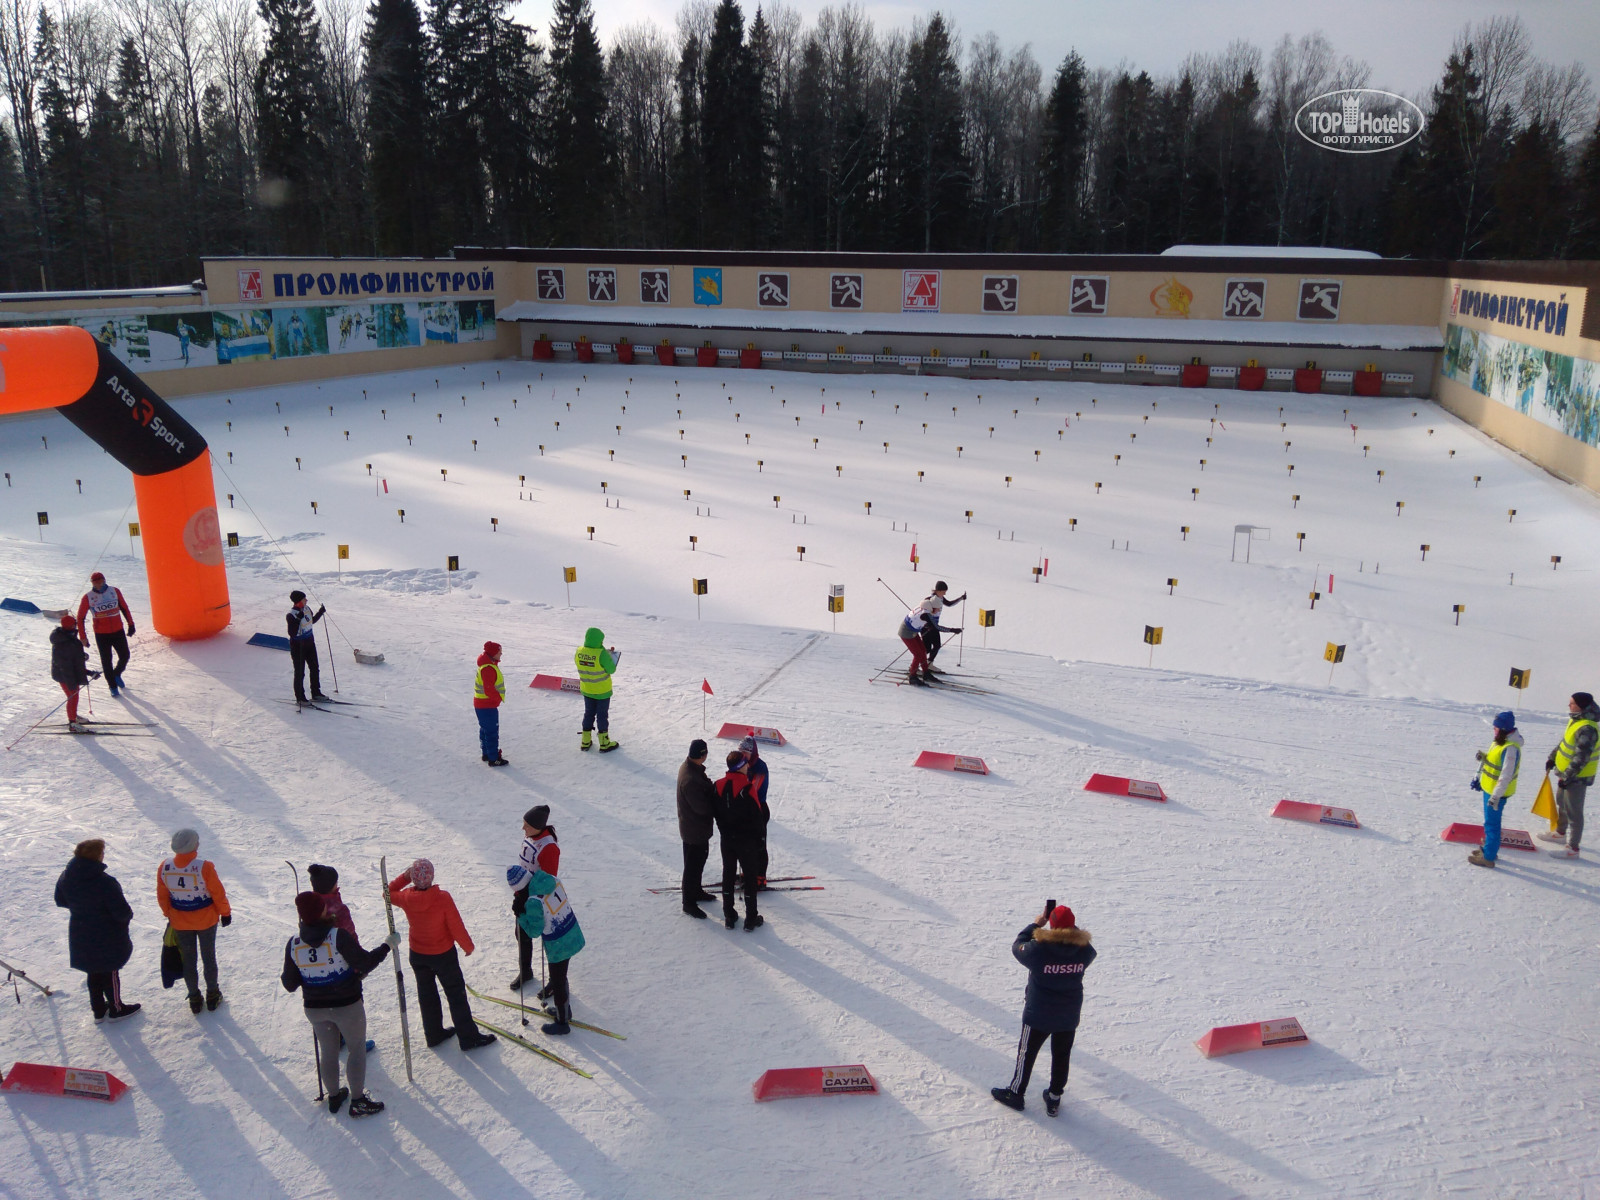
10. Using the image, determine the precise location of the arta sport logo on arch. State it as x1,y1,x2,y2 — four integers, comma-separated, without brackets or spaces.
1296,89,1425,154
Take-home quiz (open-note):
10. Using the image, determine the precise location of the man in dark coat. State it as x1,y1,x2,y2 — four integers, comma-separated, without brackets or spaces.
50,614,97,732
676,739,719,918
54,838,139,1020
991,904,1096,1116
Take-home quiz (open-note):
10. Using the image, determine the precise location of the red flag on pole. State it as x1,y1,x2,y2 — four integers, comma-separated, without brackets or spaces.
909,542,917,562
702,679,713,695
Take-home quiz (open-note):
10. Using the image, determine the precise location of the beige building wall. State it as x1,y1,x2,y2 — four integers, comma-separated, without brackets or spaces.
1436,374,1600,492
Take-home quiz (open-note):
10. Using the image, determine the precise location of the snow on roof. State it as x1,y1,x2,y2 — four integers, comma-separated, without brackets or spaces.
1161,245,1383,260
496,301,1441,351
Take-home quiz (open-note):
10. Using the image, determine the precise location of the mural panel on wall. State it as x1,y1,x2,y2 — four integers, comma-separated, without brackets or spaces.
1442,323,1600,448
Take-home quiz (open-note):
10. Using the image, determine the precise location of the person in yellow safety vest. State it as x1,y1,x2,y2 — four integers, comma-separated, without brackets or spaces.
573,627,619,752
1538,691,1598,859
473,641,508,767
1469,711,1522,868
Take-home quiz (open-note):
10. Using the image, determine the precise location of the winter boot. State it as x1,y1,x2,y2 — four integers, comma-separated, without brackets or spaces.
426,1027,456,1048
109,1003,142,1020
487,756,509,767
312,692,332,703
990,1087,1025,1111
580,730,593,751
598,733,619,752
348,1093,385,1117
724,907,738,929
694,888,719,902
541,1004,572,1036
508,968,534,992
682,903,708,919
460,1031,498,1051
907,675,929,687
743,912,764,931
1043,1089,1062,1117
188,993,204,1014
536,983,555,1003
206,988,224,1011
1467,849,1496,868
327,1087,349,1114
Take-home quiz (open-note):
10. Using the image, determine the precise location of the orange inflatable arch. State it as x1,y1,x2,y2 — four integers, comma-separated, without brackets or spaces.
0,326,229,639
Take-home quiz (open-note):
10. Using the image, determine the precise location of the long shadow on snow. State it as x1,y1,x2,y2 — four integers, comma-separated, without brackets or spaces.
445,1052,636,1198
737,930,1306,1197
917,685,1222,777
101,1018,299,1200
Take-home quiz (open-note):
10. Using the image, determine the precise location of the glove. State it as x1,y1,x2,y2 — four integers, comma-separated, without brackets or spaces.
1469,778,1481,790
383,931,401,951
127,623,136,636
220,915,232,928
1474,750,1486,763
316,605,326,618
943,627,962,635
1546,757,1557,773
957,592,968,602
87,670,102,680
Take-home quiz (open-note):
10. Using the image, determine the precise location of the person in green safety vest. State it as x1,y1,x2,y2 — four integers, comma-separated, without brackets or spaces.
1538,691,1597,859
1469,711,1522,868
574,628,619,752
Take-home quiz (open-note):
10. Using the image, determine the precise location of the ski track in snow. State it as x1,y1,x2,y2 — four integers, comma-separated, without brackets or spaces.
1,361,1598,1199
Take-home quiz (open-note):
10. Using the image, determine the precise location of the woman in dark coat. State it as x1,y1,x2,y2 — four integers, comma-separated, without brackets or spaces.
54,839,139,1020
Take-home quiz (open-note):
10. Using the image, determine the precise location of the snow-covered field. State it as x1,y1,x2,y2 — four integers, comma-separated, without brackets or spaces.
2,358,1598,1199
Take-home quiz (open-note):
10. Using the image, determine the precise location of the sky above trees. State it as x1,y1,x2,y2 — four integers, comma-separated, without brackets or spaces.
512,0,1600,97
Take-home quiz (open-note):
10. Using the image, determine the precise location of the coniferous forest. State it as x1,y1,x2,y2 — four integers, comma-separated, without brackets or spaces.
1,0,1597,293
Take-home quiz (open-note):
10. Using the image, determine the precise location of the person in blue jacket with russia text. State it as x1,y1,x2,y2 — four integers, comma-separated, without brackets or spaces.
991,903,1096,1116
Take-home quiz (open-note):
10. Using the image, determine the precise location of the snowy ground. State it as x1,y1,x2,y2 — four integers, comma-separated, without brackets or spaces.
2,360,1599,1199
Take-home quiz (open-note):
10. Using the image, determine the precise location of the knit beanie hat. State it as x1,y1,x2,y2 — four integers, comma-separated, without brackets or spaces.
483,641,502,658
295,891,327,924
689,739,708,759
1493,711,1516,731
524,805,550,831
1048,905,1075,929
170,828,199,854
60,613,76,628
1573,692,1595,710
307,863,338,894
410,858,435,888
290,590,306,603
738,735,758,754
90,571,106,584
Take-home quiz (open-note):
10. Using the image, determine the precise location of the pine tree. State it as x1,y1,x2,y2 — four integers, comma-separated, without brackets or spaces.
364,0,434,254
1386,46,1500,258
256,0,338,254
1489,118,1568,258
889,13,969,252
671,31,706,246
1570,112,1600,258
545,0,613,245
700,0,762,248
1039,52,1088,251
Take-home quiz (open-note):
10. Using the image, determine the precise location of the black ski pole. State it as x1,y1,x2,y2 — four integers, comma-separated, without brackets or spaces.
286,861,324,1101
321,609,340,694
876,577,913,609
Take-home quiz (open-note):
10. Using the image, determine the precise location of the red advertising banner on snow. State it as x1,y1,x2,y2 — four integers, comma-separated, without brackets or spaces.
1272,800,1360,828
529,674,581,692
1084,773,1168,802
717,723,787,746
2,1062,129,1102
914,751,990,775
1195,1018,1308,1058
753,1064,878,1101
1440,823,1536,851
